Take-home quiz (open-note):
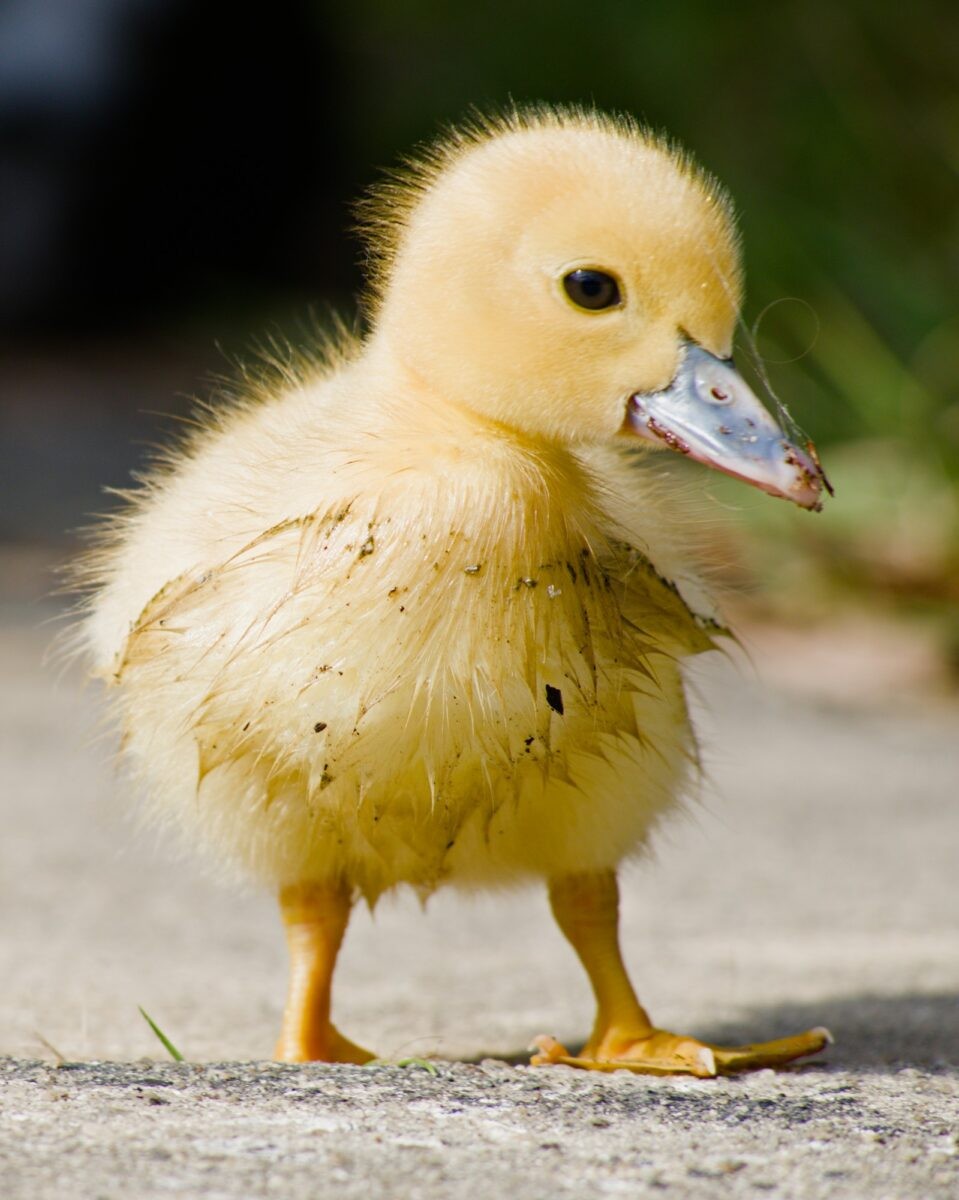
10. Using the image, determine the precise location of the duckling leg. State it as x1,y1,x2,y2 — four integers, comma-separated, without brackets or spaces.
274,881,374,1064
530,870,830,1077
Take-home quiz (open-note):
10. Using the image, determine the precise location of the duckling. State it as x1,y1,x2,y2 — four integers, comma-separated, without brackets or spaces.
82,106,830,1076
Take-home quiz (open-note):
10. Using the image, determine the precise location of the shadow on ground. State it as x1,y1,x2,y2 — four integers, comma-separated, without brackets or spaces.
700,992,959,1072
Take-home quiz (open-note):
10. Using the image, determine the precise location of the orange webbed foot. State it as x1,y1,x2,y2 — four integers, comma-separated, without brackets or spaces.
530,1026,832,1078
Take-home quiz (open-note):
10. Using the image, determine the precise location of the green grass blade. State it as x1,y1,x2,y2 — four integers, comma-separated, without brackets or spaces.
138,1006,185,1062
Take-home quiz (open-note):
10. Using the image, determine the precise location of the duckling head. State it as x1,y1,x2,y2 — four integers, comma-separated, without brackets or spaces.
364,108,825,508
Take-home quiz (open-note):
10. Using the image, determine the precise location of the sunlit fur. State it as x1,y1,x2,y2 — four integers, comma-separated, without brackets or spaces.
81,106,742,903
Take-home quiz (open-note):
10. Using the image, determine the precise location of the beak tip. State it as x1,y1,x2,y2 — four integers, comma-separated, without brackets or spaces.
781,441,830,511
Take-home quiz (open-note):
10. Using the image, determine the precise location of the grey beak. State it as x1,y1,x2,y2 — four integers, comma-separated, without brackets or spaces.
623,342,827,511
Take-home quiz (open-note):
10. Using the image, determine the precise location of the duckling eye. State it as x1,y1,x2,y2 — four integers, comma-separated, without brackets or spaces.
562,269,622,312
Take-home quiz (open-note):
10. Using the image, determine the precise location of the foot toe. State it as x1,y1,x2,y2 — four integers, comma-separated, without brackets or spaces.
709,1027,831,1073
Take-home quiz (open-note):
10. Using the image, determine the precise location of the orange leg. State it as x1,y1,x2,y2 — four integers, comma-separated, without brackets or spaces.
274,881,374,1064
531,870,831,1077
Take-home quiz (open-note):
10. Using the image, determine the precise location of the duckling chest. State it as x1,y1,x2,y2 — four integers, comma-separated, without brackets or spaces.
309,518,684,738
121,482,708,797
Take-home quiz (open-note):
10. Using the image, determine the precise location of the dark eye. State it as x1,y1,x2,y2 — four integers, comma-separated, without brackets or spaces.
562,269,622,311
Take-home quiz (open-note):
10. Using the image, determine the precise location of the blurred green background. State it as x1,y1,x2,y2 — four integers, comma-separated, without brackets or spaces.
1,0,957,681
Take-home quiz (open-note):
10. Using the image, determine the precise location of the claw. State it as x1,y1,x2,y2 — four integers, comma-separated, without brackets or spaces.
692,1043,717,1077
529,1034,568,1065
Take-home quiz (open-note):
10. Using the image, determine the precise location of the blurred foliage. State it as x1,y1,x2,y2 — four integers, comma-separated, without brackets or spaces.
309,0,958,644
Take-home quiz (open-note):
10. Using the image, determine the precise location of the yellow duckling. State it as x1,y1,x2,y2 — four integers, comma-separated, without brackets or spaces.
83,107,830,1076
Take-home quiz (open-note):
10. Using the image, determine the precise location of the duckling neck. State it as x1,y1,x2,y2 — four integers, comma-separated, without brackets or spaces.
363,333,580,469
333,335,607,567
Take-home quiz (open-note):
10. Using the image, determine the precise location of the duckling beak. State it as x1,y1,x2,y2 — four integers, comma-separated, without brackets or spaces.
623,342,827,510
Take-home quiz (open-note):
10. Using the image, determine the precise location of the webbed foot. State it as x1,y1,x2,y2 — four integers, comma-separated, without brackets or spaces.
530,1025,832,1077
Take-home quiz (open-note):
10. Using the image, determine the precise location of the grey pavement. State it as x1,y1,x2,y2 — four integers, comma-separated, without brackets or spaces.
1,556,957,1198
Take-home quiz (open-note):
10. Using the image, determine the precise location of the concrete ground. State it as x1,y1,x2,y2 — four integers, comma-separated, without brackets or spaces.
1,556,957,1198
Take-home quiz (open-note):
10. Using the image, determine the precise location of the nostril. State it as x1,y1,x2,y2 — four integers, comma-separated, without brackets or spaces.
709,386,731,403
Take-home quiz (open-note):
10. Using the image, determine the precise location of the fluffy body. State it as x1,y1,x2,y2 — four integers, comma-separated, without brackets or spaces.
83,109,734,904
